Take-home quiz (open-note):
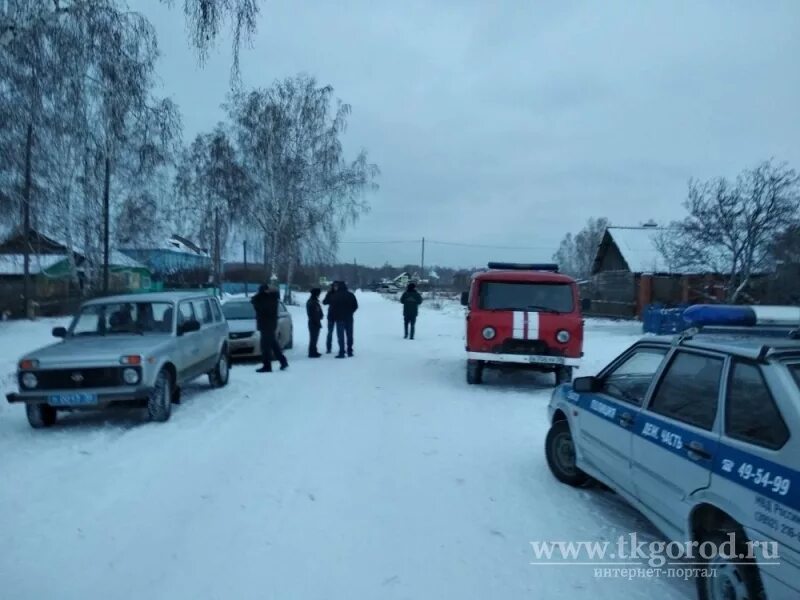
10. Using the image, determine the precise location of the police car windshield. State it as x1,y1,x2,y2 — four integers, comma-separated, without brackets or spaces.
479,282,573,312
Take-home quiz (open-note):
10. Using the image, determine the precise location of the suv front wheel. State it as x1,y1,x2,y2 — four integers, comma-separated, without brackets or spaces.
147,369,173,422
26,403,57,428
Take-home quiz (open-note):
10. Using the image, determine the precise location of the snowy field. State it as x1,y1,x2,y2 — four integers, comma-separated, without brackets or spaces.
0,292,692,600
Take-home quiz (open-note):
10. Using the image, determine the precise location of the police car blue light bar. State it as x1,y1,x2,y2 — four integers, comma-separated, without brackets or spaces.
683,304,800,328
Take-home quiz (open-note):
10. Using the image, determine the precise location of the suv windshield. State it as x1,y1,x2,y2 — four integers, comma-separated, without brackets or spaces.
222,302,255,320
479,282,574,313
71,302,174,335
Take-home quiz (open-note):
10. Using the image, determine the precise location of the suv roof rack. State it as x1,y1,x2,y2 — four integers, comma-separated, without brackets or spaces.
486,262,559,272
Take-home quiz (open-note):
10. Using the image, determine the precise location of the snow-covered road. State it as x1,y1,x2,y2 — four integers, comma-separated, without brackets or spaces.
0,292,692,599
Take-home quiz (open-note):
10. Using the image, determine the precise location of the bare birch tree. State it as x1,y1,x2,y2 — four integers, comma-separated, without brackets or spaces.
230,75,378,300
658,160,800,302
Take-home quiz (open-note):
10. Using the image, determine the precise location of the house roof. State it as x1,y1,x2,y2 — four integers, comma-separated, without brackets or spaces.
0,254,69,275
602,226,674,273
0,229,148,271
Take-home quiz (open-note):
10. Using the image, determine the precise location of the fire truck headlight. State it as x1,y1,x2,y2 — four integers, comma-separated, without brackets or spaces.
482,327,496,340
556,330,570,343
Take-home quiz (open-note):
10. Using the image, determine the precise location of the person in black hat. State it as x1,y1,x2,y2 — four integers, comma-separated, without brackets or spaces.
400,282,423,339
250,283,288,372
329,281,358,357
306,288,323,358
322,281,339,354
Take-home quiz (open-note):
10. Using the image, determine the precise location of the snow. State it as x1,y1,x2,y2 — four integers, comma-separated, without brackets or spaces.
604,226,674,274
0,293,691,600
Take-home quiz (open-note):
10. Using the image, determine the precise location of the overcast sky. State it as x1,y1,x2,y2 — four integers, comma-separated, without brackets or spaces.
133,0,800,269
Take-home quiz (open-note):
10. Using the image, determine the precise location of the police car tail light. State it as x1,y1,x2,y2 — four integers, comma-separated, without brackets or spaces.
683,304,800,329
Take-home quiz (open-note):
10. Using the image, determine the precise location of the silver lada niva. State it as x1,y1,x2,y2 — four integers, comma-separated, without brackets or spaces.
6,291,230,427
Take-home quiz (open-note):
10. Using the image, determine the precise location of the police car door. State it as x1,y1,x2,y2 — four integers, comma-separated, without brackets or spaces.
631,349,724,539
715,360,799,587
578,345,668,496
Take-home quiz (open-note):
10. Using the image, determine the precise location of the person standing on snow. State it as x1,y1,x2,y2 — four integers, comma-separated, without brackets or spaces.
322,281,339,354
330,281,358,358
306,288,323,358
251,283,289,372
400,282,423,339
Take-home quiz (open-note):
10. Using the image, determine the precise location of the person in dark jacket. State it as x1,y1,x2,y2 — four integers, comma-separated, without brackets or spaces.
400,282,423,339
329,281,358,358
250,283,288,372
306,288,323,358
322,281,339,354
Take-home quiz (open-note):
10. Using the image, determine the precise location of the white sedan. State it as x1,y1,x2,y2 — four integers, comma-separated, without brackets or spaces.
221,298,293,359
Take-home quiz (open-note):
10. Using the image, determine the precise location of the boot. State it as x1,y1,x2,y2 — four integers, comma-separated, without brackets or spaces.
279,359,289,370
256,365,271,373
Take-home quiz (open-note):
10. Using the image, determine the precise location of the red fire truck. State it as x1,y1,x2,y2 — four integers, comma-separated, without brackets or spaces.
460,263,585,385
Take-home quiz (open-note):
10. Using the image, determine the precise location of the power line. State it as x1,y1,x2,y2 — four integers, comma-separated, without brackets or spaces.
339,238,557,251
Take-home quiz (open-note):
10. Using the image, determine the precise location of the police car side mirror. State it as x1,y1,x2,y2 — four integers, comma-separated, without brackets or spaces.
460,291,469,306
573,376,599,393
581,298,592,312
52,326,67,338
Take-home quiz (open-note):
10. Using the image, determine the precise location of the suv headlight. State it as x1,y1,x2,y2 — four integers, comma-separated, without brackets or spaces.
123,368,140,385
482,326,496,340
21,372,38,389
556,330,570,343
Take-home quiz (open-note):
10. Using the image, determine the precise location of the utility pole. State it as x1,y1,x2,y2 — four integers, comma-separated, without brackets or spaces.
420,237,425,280
102,155,111,294
353,257,357,287
243,240,248,296
22,123,32,318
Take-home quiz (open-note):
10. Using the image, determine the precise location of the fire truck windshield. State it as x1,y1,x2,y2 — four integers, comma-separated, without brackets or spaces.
478,281,574,313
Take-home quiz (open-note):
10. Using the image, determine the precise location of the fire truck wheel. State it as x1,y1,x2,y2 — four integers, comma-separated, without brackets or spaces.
555,366,573,386
466,360,484,384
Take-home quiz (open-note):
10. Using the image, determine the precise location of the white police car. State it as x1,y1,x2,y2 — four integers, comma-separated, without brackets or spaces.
546,305,800,600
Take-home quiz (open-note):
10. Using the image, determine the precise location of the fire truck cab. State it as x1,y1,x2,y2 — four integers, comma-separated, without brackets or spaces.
461,263,584,385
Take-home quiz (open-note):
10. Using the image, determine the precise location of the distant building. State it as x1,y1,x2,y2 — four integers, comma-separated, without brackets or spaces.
0,228,152,315
587,225,749,317
120,234,211,285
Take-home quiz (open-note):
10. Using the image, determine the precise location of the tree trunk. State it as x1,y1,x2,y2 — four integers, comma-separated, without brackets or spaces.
22,123,33,318
269,234,279,283
285,256,295,304
213,208,221,289
263,232,269,280
102,155,111,294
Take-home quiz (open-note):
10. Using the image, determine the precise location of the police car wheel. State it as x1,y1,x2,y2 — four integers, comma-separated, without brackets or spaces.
466,360,484,385
26,403,57,428
698,532,764,600
545,420,589,486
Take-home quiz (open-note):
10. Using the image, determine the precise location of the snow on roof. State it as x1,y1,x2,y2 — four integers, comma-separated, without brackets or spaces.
606,226,672,273
0,254,67,275
604,226,720,274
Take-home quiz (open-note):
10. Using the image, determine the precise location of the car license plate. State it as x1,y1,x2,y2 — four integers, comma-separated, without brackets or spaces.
48,392,98,407
528,355,564,365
